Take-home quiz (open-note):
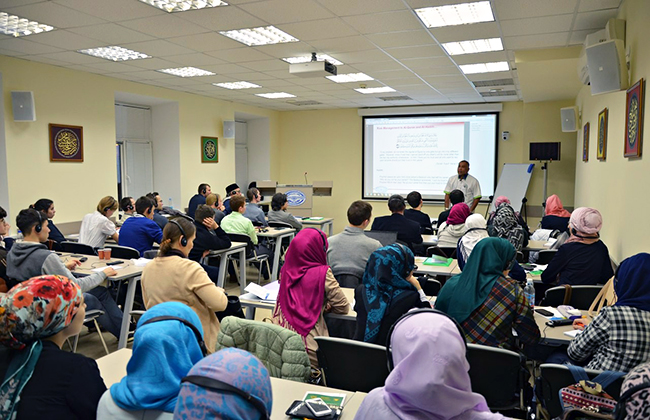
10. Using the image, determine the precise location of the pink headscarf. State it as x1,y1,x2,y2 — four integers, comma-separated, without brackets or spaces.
565,207,602,244
273,229,329,337
447,203,471,225
494,196,511,208
545,195,571,218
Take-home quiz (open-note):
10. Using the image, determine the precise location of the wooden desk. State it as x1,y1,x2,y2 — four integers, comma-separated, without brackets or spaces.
205,242,248,294
534,309,588,345
257,227,296,281
301,217,334,237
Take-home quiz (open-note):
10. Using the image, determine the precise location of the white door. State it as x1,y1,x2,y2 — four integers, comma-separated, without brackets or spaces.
123,140,153,198
235,144,248,191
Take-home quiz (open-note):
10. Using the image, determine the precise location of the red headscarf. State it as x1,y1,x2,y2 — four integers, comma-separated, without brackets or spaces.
545,194,571,218
447,203,471,225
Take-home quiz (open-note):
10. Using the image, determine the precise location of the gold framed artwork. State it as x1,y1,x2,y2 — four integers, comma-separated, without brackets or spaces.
625,78,644,158
597,108,608,161
582,122,589,162
201,136,218,163
49,123,83,162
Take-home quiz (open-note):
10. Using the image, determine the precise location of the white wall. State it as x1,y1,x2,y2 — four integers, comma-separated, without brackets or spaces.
151,102,182,208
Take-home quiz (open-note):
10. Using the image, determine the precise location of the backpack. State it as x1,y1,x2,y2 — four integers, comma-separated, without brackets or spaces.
559,365,624,420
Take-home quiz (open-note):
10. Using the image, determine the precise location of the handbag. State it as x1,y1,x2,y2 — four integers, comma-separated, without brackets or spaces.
216,294,245,321
559,365,624,420
588,277,617,318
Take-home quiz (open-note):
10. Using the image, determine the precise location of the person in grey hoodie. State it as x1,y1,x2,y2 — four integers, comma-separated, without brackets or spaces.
7,208,124,338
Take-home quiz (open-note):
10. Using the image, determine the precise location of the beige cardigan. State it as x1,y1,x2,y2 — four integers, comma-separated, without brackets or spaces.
141,255,227,353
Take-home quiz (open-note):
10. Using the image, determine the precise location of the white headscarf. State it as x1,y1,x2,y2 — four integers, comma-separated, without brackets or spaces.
458,214,489,264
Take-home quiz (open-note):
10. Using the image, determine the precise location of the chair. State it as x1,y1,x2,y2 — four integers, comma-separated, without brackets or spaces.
268,221,293,229
226,233,271,285
426,246,457,259
251,220,264,227
364,230,398,247
515,251,525,263
68,309,109,355
422,277,442,296
537,363,624,419
537,250,557,264
466,343,526,411
61,241,97,256
333,273,362,288
541,285,603,309
315,336,389,392
422,226,434,235
143,250,158,259
106,245,140,259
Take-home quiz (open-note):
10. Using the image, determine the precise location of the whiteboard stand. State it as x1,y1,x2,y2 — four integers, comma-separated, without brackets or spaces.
541,162,550,203
521,197,528,224
484,195,494,219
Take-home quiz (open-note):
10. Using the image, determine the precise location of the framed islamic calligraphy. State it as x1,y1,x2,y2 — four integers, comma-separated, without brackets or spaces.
201,136,218,163
597,108,608,161
49,123,83,162
625,78,644,158
582,122,589,162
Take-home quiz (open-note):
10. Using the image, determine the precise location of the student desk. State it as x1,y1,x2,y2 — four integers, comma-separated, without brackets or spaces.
65,232,117,244
534,309,589,345
301,217,334,237
413,256,460,277
205,241,248,294
257,227,296,281
97,348,132,387
421,234,438,247
524,240,550,251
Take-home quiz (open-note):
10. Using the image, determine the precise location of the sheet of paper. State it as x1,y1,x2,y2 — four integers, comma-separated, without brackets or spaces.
564,329,583,338
244,281,279,301
131,258,152,267
92,265,123,272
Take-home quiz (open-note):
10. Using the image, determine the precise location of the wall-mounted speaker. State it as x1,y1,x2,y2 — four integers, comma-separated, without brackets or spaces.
586,39,628,95
223,120,235,138
560,106,579,132
11,91,36,122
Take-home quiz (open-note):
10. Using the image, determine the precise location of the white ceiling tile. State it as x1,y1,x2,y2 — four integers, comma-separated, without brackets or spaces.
569,29,595,45
118,15,210,38
103,72,149,81
370,69,416,79
121,39,195,57
277,18,358,41
366,30,436,49
466,71,513,81
163,53,227,66
239,0,334,24
342,11,424,34
429,22,501,43
53,0,162,21
167,33,243,52
251,42,316,59
209,48,274,63
494,0,578,20
37,50,106,64
354,60,405,73
504,32,569,50
5,2,106,28
239,59,288,71
233,71,279,81
400,56,456,69
423,75,470,84
201,63,256,74
84,61,145,73
573,9,619,31
26,30,103,50
0,38,64,55
385,45,445,59
382,77,424,86
333,49,392,64
118,57,180,70
176,6,268,31
254,79,293,87
317,0,409,16
0,0,43,7
501,14,574,37
578,0,622,12
309,35,377,53
67,23,154,45
64,64,115,74
20,54,68,66
451,51,509,65
0,47,26,56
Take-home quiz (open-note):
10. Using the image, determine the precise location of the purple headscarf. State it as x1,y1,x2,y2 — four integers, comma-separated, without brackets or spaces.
447,203,471,226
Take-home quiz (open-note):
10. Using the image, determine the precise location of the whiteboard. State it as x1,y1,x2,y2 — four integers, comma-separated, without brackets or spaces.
490,163,535,213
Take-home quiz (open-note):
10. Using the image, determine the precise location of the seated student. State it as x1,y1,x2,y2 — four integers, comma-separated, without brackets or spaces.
541,207,613,286
96,302,206,419
487,197,530,250
31,198,65,248
7,209,123,338
243,187,267,227
146,192,168,230
79,196,119,249
222,183,241,215
270,229,349,369
436,238,540,351
188,204,231,282
437,189,464,227
119,196,163,256
115,196,135,227
617,362,650,420
354,244,430,345
141,217,227,353
541,194,572,233
267,192,303,231
187,183,211,219
174,348,273,419
0,275,107,420
371,195,422,252
0,206,10,292
205,193,226,223
436,202,470,249
355,310,508,420
327,200,381,287
404,191,432,233
566,253,650,372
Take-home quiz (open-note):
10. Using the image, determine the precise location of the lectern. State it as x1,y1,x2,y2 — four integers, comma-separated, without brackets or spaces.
257,181,333,217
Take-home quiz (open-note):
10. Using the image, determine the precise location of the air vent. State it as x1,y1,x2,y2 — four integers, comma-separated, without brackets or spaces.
472,78,514,87
378,95,412,101
287,100,322,106
480,90,517,97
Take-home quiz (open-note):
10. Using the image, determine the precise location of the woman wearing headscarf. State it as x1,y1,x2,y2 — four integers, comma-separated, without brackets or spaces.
617,362,650,419
0,275,106,420
97,302,206,419
354,311,508,420
567,253,650,372
487,196,531,233
174,348,272,420
270,228,349,369
488,202,528,251
354,244,431,345
541,194,571,233
541,207,613,286
437,202,470,248
436,238,540,350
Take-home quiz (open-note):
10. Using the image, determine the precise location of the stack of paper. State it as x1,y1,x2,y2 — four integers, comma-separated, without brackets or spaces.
244,281,280,301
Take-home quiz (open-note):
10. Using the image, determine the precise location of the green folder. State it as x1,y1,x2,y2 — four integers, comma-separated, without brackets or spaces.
423,256,453,266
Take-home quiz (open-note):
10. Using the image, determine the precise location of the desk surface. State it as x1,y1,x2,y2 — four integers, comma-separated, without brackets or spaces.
421,235,438,246
534,309,588,345
207,241,246,255
60,253,144,281
524,240,550,251
300,217,333,224
257,227,296,238
414,256,459,276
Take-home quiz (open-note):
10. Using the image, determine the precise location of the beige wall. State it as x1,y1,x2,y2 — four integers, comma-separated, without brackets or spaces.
574,0,650,261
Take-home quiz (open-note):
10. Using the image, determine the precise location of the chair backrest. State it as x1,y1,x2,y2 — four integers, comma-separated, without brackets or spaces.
364,230,398,247
268,221,293,229
226,233,255,257
537,363,624,419
422,226,434,235
333,273,362,288
542,285,603,309
422,278,442,296
427,246,457,259
106,245,140,259
143,250,158,259
61,241,97,256
251,220,264,227
466,343,524,411
537,249,558,264
315,336,389,393
216,317,310,382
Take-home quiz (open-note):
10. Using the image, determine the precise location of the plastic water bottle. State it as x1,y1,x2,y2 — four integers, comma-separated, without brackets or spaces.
524,279,535,307
168,197,173,209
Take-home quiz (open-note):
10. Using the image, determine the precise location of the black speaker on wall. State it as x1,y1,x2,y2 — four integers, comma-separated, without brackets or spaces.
530,142,561,161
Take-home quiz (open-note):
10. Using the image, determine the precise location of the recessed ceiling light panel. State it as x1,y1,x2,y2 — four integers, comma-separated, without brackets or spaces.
220,26,298,46
282,54,343,66
0,12,54,37
138,0,228,12
415,1,494,28
459,61,509,74
157,67,215,77
214,81,261,89
354,87,396,94
326,73,374,83
442,38,503,56
255,92,296,99
78,46,150,61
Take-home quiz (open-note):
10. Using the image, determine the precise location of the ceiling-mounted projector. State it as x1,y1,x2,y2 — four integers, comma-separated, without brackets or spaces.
289,52,337,77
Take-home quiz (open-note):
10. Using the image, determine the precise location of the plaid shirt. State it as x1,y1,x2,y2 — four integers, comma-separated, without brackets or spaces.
461,276,540,350
568,306,650,372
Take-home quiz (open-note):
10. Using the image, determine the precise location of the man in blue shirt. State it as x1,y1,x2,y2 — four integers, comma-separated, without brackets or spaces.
243,187,267,226
118,196,163,256
188,183,211,219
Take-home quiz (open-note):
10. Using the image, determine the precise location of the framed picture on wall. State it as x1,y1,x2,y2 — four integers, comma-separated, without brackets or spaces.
201,136,218,163
582,122,589,162
49,123,83,162
597,108,608,161
625,78,645,158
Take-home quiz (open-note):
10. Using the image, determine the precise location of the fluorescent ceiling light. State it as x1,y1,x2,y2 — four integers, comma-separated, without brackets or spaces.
0,12,54,37
78,46,150,61
459,61,509,74
255,92,296,99
442,38,503,56
355,87,396,94
282,54,343,66
415,1,494,28
326,73,374,83
138,0,227,12
220,26,298,46
157,67,215,77
214,81,261,89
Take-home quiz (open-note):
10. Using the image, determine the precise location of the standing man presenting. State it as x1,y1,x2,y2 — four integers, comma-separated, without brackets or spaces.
444,160,481,213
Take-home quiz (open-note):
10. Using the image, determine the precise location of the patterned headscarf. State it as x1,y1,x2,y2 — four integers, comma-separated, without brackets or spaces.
360,244,416,343
490,203,525,251
619,362,650,420
0,275,83,420
174,348,273,420
566,207,602,244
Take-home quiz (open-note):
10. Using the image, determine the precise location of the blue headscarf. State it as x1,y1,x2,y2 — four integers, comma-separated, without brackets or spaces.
174,348,273,420
615,253,650,312
111,302,205,413
361,244,416,343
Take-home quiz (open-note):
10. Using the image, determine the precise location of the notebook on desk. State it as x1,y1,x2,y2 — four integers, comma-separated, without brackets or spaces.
423,256,453,266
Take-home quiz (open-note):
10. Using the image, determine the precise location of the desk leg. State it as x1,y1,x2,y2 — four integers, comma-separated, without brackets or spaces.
117,276,139,350
326,222,333,237
239,249,247,295
216,255,228,289
245,306,256,320
271,238,282,281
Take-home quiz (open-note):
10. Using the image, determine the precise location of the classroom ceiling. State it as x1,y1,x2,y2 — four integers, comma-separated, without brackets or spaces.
0,0,622,110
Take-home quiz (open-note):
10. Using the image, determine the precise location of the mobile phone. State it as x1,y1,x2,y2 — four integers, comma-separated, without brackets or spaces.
546,318,574,327
79,257,88,262
105,260,124,266
535,308,554,317
305,398,332,417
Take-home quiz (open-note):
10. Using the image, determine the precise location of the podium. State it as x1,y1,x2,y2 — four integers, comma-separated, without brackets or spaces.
257,181,333,218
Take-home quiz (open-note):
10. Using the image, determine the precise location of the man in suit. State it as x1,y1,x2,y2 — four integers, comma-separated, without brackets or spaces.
371,195,423,253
